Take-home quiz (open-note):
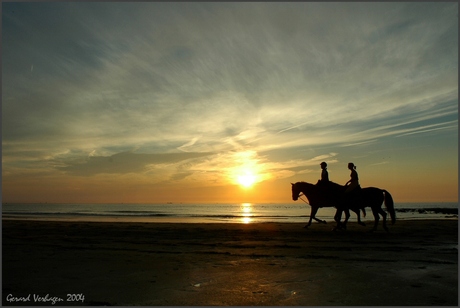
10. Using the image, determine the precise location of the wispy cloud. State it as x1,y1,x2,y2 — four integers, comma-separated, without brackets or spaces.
56,152,213,177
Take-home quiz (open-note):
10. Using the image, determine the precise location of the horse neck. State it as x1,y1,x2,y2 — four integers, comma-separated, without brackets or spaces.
329,181,345,190
298,182,316,197
299,181,344,197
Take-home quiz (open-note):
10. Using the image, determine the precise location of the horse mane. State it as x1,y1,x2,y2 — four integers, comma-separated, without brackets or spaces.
296,180,344,189
327,181,345,189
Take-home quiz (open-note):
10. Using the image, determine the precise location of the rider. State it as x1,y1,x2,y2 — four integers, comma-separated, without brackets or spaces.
320,162,329,182
345,162,360,193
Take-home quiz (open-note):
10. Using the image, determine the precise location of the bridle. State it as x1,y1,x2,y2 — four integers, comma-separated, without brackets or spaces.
298,193,310,205
292,183,311,205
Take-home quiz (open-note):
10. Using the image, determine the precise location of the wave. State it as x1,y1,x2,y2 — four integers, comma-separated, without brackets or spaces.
395,208,458,215
3,211,172,217
2,210,311,219
3,205,457,222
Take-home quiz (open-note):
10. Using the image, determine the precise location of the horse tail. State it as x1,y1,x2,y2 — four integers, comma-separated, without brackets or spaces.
383,190,396,224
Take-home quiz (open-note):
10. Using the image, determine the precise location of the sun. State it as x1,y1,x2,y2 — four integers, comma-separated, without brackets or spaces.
227,150,270,189
237,172,257,188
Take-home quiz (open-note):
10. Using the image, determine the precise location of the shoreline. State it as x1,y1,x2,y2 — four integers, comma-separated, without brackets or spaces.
2,213,458,224
2,203,458,224
3,219,458,305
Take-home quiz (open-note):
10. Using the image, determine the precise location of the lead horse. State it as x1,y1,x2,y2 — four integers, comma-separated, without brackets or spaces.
291,181,396,232
291,181,365,229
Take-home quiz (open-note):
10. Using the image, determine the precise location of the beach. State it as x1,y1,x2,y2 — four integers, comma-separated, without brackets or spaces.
2,219,458,306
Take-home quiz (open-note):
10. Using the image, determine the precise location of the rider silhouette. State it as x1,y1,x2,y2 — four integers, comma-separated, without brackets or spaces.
345,162,360,193
344,162,366,217
320,162,329,182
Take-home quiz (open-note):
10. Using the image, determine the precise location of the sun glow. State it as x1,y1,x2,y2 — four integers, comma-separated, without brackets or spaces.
237,172,257,188
227,150,270,189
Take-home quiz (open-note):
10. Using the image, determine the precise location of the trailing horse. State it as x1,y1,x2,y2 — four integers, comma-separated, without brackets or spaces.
291,181,396,232
338,186,396,232
291,181,366,229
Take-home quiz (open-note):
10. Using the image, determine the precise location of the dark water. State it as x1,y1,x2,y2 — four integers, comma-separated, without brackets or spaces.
2,202,458,223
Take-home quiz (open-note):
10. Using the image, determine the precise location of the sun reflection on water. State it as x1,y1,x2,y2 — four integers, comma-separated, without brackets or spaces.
241,203,253,224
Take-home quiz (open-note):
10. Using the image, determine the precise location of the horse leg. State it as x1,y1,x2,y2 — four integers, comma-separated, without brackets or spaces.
312,208,327,224
304,214,313,229
333,208,344,231
353,209,366,226
379,207,388,232
313,217,327,224
342,209,350,230
309,206,326,225
304,206,317,228
369,207,380,232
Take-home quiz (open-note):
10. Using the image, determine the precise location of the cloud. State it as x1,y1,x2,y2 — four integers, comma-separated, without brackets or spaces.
177,137,200,152
57,151,213,176
2,2,457,194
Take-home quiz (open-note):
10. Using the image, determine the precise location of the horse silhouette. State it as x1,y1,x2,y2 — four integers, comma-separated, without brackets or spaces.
291,181,364,228
291,181,396,232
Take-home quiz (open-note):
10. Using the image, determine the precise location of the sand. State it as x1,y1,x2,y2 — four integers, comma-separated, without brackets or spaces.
2,219,458,306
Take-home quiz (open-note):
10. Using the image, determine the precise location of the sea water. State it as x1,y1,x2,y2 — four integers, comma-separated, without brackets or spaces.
2,202,458,223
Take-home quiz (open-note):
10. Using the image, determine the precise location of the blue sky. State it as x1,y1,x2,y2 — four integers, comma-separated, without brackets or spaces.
2,2,458,203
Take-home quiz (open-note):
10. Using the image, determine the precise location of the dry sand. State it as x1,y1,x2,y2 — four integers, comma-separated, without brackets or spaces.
2,219,458,306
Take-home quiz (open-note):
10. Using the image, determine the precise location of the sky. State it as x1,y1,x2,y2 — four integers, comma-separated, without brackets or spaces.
2,2,458,204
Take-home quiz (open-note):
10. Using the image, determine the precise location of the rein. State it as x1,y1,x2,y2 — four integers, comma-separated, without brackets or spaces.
298,193,311,205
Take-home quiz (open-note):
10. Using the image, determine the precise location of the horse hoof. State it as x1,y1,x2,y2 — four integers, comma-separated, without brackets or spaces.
321,220,327,224
303,225,310,229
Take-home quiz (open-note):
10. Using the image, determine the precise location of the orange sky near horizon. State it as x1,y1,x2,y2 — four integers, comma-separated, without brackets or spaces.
3,150,458,204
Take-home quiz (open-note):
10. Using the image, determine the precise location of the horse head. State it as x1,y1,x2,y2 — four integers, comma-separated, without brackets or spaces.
291,181,323,204
291,182,303,201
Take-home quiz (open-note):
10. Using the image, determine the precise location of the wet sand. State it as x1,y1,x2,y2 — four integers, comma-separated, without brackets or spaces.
2,219,458,306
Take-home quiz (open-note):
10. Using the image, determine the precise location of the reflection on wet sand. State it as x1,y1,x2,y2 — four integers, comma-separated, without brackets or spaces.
241,203,253,224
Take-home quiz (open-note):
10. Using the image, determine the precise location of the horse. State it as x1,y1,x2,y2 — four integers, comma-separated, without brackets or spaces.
338,186,396,232
291,181,396,232
291,181,366,229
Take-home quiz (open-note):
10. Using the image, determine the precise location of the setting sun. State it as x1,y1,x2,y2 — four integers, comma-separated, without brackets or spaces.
237,172,257,188
228,151,268,189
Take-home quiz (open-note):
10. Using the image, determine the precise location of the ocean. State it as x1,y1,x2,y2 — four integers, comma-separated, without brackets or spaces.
2,202,458,224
